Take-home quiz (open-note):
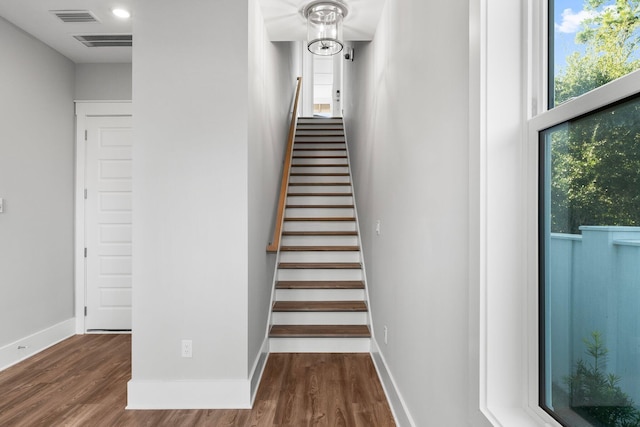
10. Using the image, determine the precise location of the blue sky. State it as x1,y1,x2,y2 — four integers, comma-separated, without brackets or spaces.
553,0,594,70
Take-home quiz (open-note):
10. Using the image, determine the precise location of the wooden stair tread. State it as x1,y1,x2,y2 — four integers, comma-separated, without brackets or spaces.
291,164,348,167
295,143,345,144
298,123,342,128
286,204,354,208
290,173,350,176
273,301,367,312
293,148,346,151
288,182,350,186
276,280,365,289
296,130,345,136
295,130,344,133
287,193,353,197
284,217,355,222
282,231,358,236
280,246,360,251
269,324,370,338
296,123,343,125
292,156,347,159
279,262,361,269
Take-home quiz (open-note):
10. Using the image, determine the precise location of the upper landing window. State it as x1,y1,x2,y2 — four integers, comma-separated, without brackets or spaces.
550,0,640,107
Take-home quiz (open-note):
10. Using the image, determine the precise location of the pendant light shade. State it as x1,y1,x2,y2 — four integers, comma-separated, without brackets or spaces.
303,1,348,56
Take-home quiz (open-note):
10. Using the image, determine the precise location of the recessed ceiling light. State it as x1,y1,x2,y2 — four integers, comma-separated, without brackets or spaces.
112,8,131,19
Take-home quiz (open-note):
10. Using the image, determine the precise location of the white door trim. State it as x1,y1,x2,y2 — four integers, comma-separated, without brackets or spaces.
75,101,132,334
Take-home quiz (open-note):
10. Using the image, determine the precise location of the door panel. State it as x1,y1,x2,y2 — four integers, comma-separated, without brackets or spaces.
85,116,133,331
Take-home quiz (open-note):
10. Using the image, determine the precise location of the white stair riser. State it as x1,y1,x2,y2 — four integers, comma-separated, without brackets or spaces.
283,221,356,232
291,168,349,176
284,196,353,206
281,235,359,246
277,269,362,282
269,337,370,353
287,186,351,194
275,289,365,301
298,118,342,123
285,208,354,217
291,153,347,161
289,175,350,184
295,137,345,143
292,143,346,150
295,130,344,136
292,150,346,157
279,251,360,263
271,311,368,325
291,158,348,168
296,123,344,132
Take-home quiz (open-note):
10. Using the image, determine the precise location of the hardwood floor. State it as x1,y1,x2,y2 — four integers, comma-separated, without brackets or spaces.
0,335,395,426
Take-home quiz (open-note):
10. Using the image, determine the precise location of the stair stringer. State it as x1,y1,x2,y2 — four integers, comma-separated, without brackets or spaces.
341,118,376,346
262,117,297,349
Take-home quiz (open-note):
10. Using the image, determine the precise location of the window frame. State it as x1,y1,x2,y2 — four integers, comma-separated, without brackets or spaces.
528,15,640,422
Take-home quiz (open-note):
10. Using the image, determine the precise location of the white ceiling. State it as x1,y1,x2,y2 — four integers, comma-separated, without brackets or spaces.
0,0,384,64
0,0,133,63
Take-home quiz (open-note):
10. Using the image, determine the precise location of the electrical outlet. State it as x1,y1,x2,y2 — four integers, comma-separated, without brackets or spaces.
0,198,4,213
181,340,192,358
383,326,388,345
375,220,381,236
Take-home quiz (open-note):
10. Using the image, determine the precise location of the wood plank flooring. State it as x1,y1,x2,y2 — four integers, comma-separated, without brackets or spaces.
0,334,395,426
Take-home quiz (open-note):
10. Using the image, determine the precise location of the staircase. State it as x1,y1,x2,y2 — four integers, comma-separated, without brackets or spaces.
268,117,371,353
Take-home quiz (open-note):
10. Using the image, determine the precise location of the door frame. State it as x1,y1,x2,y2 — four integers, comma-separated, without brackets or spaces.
74,101,132,333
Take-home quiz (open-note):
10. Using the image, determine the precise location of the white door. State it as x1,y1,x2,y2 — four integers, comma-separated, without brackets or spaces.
84,116,133,331
313,55,333,116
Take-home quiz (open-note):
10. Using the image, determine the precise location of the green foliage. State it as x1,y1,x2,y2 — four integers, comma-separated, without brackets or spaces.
549,97,640,233
550,0,640,234
555,0,640,104
565,331,640,426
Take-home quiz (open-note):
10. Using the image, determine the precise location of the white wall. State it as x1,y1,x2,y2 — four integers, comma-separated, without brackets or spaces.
129,0,252,408
0,17,75,348
344,1,472,425
345,0,548,425
75,63,132,100
247,0,300,387
345,0,469,426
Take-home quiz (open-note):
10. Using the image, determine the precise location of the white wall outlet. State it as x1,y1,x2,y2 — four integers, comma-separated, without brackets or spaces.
383,325,388,345
181,339,192,358
375,220,381,236
0,198,4,213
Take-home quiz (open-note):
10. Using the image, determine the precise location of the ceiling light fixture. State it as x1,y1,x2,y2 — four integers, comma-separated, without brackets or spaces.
112,8,131,19
302,0,348,56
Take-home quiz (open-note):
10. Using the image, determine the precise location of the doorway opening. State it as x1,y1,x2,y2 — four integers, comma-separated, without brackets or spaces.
311,53,342,117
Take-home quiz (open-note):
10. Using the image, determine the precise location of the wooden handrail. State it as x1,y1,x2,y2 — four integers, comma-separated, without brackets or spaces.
267,77,303,253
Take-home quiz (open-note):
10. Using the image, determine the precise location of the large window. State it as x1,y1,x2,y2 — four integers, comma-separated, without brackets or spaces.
539,1,640,426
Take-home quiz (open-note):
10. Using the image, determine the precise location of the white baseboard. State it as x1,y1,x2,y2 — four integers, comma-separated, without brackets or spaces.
249,337,269,405
0,318,76,372
127,379,252,409
370,338,416,427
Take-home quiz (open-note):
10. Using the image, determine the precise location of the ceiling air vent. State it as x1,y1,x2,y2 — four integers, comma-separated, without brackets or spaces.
74,35,132,48
51,10,99,23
